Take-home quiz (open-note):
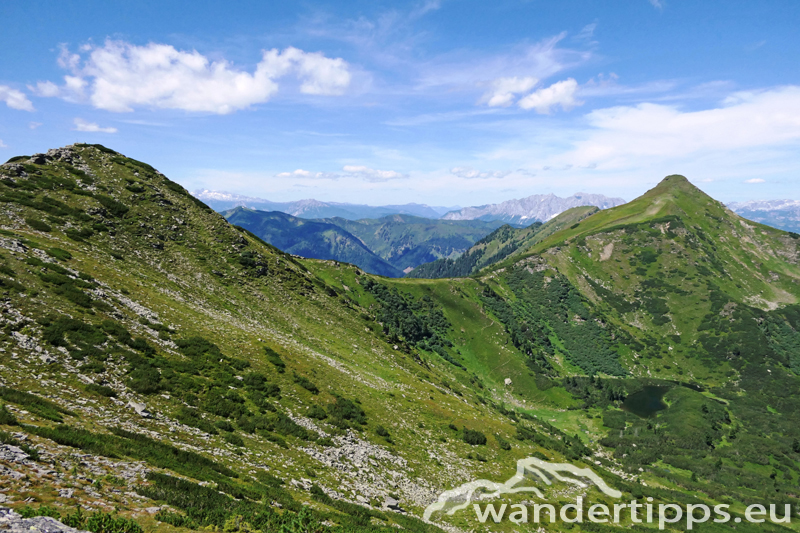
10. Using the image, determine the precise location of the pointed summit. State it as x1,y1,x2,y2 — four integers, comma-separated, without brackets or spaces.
644,174,707,198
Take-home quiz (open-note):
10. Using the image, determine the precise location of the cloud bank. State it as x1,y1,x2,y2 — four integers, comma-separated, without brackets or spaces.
567,86,800,168
276,165,407,182
33,41,352,114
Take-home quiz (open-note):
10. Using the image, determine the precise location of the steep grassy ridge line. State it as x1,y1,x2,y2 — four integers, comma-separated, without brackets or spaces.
487,174,800,384
408,206,598,278
222,207,403,277
0,145,637,533
508,175,800,310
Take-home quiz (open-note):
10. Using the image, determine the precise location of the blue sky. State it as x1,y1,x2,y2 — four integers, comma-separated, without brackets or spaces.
1,0,799,206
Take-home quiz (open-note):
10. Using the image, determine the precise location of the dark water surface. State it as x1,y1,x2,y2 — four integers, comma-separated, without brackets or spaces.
621,385,670,418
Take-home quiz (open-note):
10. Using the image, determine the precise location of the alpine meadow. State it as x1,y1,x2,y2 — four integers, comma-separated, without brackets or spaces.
2,2,800,532
0,145,798,532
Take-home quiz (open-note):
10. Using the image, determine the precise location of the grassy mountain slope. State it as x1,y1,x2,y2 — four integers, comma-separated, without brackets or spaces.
0,145,651,533
0,150,799,533
408,206,597,278
319,214,507,272
222,207,403,277
464,175,800,527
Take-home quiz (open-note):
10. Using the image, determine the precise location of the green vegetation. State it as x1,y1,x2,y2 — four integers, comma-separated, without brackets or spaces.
2,150,800,533
18,506,142,533
28,424,236,480
362,278,464,367
224,208,404,277
408,207,596,278
0,387,73,422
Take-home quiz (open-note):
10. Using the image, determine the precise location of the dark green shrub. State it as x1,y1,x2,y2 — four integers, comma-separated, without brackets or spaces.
85,384,117,398
224,433,244,447
263,347,285,372
254,471,284,487
18,506,61,519
327,396,367,427
463,428,487,446
603,410,627,430
376,425,390,437
65,227,94,241
215,420,234,432
94,195,129,217
293,373,319,394
128,367,162,394
0,277,25,293
176,407,218,434
154,510,196,529
0,403,18,425
495,434,511,450
47,247,72,260
0,387,72,422
29,424,236,480
25,218,51,232
307,405,327,420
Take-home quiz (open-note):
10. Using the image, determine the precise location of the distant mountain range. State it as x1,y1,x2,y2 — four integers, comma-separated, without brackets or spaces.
194,189,627,224
194,189,457,220
202,189,800,275
440,192,626,224
223,208,404,277
408,206,598,278
727,199,800,233
224,208,506,276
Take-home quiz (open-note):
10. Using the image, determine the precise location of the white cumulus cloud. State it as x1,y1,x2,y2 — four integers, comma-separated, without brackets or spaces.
73,118,117,133
275,169,337,180
450,167,511,180
0,85,34,111
275,165,406,182
0,139,7,148
483,76,538,107
34,40,352,114
342,165,407,182
566,86,800,168
518,78,581,113
745,178,765,183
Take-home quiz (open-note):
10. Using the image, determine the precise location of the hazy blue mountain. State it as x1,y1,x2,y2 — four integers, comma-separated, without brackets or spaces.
194,189,457,220
223,207,403,277
727,199,800,233
441,192,625,224
317,214,508,272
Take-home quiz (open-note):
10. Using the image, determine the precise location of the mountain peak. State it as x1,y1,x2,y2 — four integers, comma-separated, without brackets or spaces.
649,174,699,195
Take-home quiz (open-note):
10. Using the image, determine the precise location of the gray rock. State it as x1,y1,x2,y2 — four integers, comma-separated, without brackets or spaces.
0,444,29,464
384,496,404,512
127,401,151,418
0,508,90,533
